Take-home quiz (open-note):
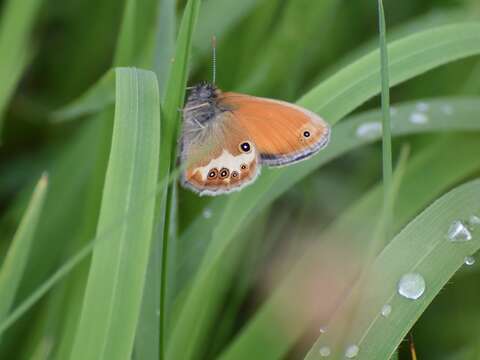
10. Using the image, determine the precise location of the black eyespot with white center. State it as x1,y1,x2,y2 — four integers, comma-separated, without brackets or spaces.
231,171,239,178
239,141,252,153
208,168,218,179
219,168,230,179
240,164,247,170
303,130,311,138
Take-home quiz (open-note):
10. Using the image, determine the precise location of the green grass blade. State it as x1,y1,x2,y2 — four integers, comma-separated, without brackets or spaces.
51,71,115,122
0,175,48,331
220,133,480,360
69,68,160,360
154,0,176,98
0,0,43,136
378,0,393,242
193,0,259,60
299,23,480,122
305,179,480,359
238,0,340,98
113,0,159,67
157,1,200,358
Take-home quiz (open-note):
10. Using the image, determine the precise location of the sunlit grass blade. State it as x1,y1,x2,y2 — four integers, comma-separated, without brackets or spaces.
220,133,480,360
0,174,48,335
69,68,160,360
305,179,480,359
0,0,43,135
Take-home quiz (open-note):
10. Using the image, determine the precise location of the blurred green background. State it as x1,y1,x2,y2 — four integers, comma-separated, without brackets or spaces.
0,0,480,359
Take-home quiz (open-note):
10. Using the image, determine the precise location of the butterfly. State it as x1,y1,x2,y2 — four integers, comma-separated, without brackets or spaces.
179,82,331,196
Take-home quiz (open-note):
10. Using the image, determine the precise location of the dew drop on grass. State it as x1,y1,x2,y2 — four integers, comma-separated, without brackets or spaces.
345,344,359,358
356,122,382,139
416,102,430,112
409,112,429,125
398,273,426,300
464,256,475,266
468,215,480,229
319,346,331,357
447,220,472,242
381,304,392,317
202,208,213,219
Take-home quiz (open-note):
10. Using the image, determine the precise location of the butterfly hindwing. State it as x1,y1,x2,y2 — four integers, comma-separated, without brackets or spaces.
180,112,260,196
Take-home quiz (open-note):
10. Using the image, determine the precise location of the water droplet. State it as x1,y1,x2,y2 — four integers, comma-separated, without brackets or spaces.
202,208,213,219
381,304,392,317
468,215,480,229
464,256,475,266
345,344,359,358
319,326,327,334
398,273,426,300
416,102,430,112
409,112,429,125
356,122,382,139
319,346,331,357
441,104,453,115
447,220,472,242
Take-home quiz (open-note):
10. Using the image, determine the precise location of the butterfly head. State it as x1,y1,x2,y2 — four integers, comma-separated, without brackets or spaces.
187,81,220,102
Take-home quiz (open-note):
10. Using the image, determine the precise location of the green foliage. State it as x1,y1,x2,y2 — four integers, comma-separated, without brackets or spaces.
0,1,479,360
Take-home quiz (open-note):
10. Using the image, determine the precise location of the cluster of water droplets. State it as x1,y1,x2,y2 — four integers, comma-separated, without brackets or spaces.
316,213,478,358
447,214,480,267
355,121,382,140
409,102,430,125
447,214,480,242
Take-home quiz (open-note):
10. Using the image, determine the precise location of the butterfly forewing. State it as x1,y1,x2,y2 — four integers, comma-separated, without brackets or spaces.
219,93,330,166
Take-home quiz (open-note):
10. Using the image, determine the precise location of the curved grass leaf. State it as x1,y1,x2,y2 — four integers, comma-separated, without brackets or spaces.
0,174,48,334
305,179,480,359
51,71,115,122
299,23,480,121
219,133,480,360
69,68,160,360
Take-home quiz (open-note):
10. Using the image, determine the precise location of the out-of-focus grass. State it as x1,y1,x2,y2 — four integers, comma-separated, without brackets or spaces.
0,1,479,359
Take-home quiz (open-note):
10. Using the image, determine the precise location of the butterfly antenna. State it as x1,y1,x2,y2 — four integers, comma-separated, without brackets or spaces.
211,35,217,85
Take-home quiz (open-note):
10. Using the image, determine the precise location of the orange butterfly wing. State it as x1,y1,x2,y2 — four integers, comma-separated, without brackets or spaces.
219,92,330,166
